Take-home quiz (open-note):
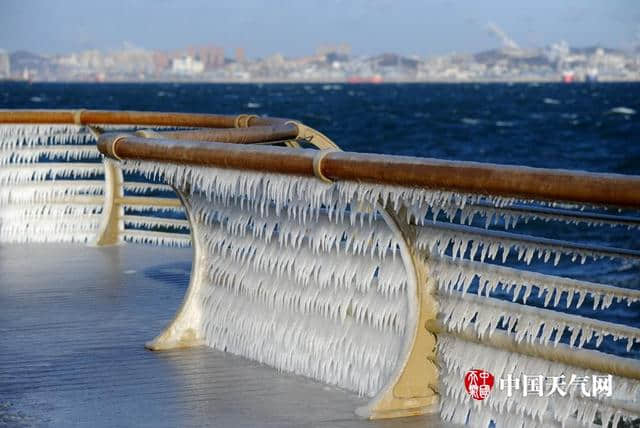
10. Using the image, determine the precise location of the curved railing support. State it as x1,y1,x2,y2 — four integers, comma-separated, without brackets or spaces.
288,121,340,150
112,125,441,419
304,127,438,418
358,206,440,419
142,123,340,352
93,159,124,246
144,187,204,350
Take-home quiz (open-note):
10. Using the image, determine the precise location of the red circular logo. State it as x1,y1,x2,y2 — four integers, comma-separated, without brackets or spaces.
464,369,495,401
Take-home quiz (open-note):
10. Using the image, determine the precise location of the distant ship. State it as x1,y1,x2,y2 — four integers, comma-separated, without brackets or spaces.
561,70,575,83
347,75,383,84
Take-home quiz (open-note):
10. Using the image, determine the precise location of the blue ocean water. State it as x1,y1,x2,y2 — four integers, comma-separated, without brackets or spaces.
1,81,639,358
2,82,639,174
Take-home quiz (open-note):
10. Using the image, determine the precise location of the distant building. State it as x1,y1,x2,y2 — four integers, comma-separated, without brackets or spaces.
109,47,155,75
9,50,52,79
171,56,204,75
235,47,246,64
153,52,170,72
0,49,9,77
316,43,351,57
197,46,225,69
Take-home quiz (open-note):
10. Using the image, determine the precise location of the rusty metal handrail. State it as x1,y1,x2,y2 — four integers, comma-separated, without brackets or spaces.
97,133,640,209
4,109,639,207
0,109,327,149
0,109,288,128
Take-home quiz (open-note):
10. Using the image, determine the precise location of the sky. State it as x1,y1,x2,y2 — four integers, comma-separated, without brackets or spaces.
1,0,639,58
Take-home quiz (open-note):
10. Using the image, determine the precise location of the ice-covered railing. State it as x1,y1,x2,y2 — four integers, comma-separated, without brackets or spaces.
0,120,106,243
96,129,640,426
0,110,305,246
2,109,638,426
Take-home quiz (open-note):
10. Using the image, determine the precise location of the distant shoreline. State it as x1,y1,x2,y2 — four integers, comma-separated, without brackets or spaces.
2,78,639,84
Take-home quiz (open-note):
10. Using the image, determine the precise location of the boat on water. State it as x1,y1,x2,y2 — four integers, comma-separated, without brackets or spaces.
562,70,575,83
0,109,639,427
347,74,383,84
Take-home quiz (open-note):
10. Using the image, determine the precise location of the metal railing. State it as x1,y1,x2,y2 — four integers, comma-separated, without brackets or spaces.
0,109,322,246
1,109,639,427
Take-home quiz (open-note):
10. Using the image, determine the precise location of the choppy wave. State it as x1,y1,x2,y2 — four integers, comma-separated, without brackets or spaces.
607,106,636,115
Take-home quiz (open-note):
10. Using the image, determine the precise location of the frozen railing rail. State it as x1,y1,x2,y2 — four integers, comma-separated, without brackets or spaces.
0,109,321,246
1,109,639,427
93,129,640,427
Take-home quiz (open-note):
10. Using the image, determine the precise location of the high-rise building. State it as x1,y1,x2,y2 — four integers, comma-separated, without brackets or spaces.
235,47,246,64
197,46,225,69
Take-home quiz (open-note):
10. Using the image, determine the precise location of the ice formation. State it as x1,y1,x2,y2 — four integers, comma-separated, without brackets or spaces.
0,124,95,150
122,215,189,230
0,181,104,204
0,124,188,246
0,125,105,243
119,159,638,425
0,145,100,165
0,163,105,185
415,222,633,266
431,255,640,309
188,188,409,396
452,202,640,230
119,160,427,395
2,122,638,426
122,182,175,195
123,230,191,247
439,335,640,427
439,293,640,351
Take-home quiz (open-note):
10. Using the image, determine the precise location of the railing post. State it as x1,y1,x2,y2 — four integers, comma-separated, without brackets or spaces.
145,187,204,350
93,159,124,246
358,205,440,419
126,125,441,416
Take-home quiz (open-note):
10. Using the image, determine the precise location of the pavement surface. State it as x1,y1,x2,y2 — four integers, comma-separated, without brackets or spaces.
0,243,448,427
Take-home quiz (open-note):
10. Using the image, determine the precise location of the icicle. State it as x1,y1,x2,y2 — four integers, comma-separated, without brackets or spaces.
416,222,628,267
123,216,189,230
451,202,640,231
429,255,640,310
438,293,640,352
0,163,104,186
123,231,191,247
0,145,100,165
0,180,104,205
122,182,175,194
0,213,101,244
438,334,640,428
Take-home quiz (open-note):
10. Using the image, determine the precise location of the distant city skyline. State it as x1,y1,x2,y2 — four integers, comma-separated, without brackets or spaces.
1,0,639,58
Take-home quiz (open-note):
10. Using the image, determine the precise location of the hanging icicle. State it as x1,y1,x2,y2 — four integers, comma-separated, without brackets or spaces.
438,334,640,427
0,124,107,244
430,255,640,309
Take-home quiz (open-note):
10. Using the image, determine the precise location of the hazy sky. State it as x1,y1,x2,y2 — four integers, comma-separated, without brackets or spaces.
1,0,639,57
